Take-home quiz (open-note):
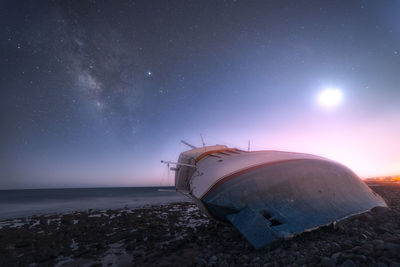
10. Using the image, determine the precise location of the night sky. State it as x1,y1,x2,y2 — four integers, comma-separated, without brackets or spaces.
1,1,399,189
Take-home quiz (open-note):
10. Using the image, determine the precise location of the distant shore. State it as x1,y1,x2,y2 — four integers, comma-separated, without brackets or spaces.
0,184,399,266
0,187,189,220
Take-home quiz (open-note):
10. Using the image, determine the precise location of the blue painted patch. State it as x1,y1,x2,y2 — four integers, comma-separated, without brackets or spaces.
226,207,279,249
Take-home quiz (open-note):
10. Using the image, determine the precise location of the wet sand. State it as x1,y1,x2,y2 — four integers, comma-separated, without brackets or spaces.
0,184,399,266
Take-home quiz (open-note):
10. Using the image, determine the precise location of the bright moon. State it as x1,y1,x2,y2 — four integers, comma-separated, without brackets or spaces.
317,88,343,108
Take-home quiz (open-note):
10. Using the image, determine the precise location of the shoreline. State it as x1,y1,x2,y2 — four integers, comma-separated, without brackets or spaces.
0,188,189,221
0,184,399,266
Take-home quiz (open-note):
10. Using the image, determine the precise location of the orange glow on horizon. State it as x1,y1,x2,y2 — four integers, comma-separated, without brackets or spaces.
365,176,400,183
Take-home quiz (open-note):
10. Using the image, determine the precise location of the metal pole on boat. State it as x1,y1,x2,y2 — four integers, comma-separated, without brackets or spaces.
167,162,170,186
200,134,206,147
181,140,197,149
200,134,206,152
161,160,196,168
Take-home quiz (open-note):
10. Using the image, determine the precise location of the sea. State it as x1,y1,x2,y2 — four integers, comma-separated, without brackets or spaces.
0,187,190,220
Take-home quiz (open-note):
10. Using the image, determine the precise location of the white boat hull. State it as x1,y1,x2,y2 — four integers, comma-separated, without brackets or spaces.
172,145,387,249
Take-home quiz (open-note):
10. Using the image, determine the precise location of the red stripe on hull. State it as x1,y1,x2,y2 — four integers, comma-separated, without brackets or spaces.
200,158,311,200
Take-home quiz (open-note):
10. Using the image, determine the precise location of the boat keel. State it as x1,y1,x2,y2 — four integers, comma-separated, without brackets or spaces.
226,207,281,249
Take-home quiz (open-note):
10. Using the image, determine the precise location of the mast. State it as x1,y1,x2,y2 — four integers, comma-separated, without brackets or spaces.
200,134,206,152
181,140,197,149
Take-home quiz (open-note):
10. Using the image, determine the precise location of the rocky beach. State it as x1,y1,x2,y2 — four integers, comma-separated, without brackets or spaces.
0,184,399,266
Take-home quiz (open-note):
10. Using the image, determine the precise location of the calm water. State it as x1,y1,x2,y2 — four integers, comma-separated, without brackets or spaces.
0,187,189,220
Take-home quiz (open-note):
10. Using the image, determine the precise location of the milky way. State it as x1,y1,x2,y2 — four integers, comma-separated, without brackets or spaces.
1,1,400,189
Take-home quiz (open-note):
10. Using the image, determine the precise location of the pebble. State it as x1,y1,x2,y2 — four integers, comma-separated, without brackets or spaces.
331,242,342,251
342,239,353,249
331,252,341,262
320,256,335,267
209,255,218,262
371,206,388,214
359,212,373,222
383,242,400,256
341,259,356,267
373,239,385,250
361,243,373,253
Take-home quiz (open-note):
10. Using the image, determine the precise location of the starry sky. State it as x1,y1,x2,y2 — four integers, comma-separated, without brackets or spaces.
1,0,400,189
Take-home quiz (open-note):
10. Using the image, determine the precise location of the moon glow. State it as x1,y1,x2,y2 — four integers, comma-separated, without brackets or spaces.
317,88,343,108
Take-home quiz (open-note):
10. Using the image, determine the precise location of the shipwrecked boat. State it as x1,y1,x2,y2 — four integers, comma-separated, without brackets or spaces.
162,142,387,249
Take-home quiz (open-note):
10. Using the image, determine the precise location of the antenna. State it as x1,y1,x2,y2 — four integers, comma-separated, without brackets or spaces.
248,140,251,152
167,162,170,186
200,134,206,147
181,140,197,149
161,160,196,168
